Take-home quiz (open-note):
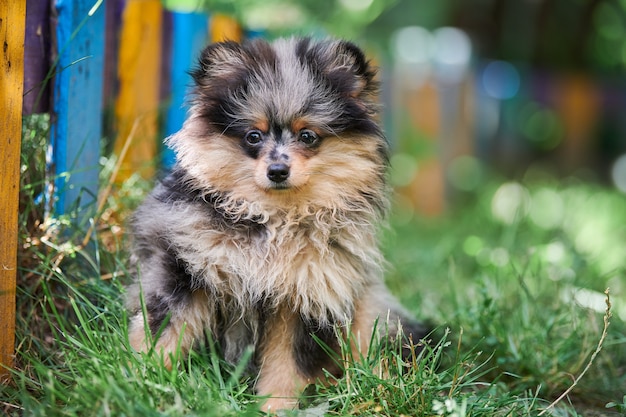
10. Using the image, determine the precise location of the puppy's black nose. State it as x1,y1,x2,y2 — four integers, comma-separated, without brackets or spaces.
267,163,290,183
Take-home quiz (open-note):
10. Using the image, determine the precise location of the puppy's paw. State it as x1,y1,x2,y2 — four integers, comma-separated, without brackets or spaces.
260,397,298,415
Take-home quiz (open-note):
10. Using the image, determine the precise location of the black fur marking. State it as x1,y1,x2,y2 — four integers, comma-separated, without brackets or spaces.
240,133,263,160
159,239,195,304
202,82,251,136
191,41,243,85
145,294,171,337
268,146,280,161
191,40,278,138
327,105,381,137
294,38,312,65
326,68,359,96
243,38,279,74
295,40,328,81
271,122,285,145
293,39,376,95
249,299,272,372
335,41,375,81
155,169,266,235
292,39,382,139
293,316,342,379
155,169,202,203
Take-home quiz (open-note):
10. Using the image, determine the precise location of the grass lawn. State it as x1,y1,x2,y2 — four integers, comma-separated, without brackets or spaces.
2,118,625,415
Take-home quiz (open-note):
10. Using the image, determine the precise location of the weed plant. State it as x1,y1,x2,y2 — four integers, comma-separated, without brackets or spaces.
1,116,624,416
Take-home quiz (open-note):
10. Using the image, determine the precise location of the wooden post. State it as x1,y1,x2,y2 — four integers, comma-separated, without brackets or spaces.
23,0,51,115
103,0,125,117
113,0,163,181
210,14,241,43
555,74,599,173
404,81,445,216
50,0,106,215
0,0,26,379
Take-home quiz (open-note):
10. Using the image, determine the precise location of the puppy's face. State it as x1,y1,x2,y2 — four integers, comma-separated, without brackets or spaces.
233,117,326,192
169,38,388,208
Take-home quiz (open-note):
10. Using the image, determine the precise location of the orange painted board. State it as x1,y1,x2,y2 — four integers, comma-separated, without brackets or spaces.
0,0,26,379
114,0,163,180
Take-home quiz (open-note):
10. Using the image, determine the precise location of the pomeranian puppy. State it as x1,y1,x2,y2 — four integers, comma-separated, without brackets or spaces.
127,37,426,412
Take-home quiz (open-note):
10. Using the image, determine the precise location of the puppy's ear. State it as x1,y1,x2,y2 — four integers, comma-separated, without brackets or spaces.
324,40,378,100
191,41,246,86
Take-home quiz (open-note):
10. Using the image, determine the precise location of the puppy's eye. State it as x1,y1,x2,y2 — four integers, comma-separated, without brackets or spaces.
298,130,319,146
245,130,263,145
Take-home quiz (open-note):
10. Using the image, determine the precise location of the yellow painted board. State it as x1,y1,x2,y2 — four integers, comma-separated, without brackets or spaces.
114,0,163,181
0,0,26,380
211,14,242,43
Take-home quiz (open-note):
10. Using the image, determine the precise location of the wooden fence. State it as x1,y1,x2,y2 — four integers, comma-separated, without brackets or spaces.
1,0,246,379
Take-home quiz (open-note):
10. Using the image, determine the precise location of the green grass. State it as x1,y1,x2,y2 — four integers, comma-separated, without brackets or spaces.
384,179,626,415
2,118,625,416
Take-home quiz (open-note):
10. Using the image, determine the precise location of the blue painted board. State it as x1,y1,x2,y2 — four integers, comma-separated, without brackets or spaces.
50,0,105,216
163,11,209,168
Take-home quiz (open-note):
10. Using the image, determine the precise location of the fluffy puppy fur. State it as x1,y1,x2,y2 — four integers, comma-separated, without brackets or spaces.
127,37,426,412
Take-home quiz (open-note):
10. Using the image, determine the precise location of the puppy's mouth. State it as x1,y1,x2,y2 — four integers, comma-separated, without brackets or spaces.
268,181,291,190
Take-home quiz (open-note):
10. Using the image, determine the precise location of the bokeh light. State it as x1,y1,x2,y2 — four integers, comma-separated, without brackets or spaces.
544,240,566,264
561,287,609,314
481,60,520,100
392,26,432,65
390,153,418,187
431,27,472,84
447,155,483,191
528,188,564,229
392,26,433,87
611,153,626,193
462,235,483,256
490,247,510,267
491,182,530,224
518,102,564,150
432,27,471,67
339,0,373,12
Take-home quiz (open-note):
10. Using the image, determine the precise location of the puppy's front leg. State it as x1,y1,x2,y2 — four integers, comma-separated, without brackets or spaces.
256,308,310,413
128,290,213,369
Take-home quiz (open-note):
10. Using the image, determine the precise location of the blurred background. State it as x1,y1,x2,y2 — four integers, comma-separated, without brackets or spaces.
176,0,626,218
23,0,626,218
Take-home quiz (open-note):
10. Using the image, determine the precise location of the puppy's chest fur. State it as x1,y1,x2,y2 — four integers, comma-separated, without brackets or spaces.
173,203,372,316
133,177,383,333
